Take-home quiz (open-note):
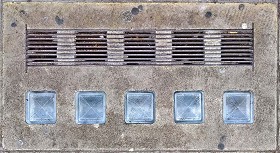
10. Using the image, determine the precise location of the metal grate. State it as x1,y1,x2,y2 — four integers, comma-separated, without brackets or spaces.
75,31,108,65
172,30,205,65
26,29,253,67
220,30,253,65
26,30,58,65
124,31,156,65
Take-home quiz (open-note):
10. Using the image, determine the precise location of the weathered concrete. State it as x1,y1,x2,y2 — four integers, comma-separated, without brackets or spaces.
1,2,278,152
1,0,278,3
0,0,3,151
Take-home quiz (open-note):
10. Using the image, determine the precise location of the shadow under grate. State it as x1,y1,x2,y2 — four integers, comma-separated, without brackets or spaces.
26,29,253,67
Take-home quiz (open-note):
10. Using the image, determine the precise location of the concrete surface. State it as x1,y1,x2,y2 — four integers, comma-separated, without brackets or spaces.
0,0,3,151
1,0,278,3
0,1,279,153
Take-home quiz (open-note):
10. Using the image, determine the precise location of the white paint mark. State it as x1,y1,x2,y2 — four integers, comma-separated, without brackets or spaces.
17,140,24,147
199,5,207,12
242,23,248,29
219,69,225,74
44,67,50,75
43,17,48,20
94,124,99,128
129,148,134,151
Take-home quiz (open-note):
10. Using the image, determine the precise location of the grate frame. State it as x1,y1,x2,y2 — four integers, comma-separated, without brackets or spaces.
25,28,254,68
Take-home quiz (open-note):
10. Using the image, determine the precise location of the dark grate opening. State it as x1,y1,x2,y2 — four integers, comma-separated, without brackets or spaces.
220,30,253,65
124,31,156,65
172,30,205,65
26,30,58,65
75,31,108,63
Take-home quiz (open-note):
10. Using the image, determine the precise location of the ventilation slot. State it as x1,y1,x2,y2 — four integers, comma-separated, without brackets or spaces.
26,30,58,66
75,31,108,65
220,30,253,65
26,29,253,67
124,31,156,65
172,30,205,65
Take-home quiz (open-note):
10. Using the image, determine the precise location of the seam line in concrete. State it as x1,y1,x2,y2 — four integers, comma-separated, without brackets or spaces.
3,149,278,152
1,0,278,3
1,0,3,150
277,0,280,151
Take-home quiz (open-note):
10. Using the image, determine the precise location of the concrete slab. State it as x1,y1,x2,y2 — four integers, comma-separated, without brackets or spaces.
1,0,278,3
1,2,278,152
0,0,3,150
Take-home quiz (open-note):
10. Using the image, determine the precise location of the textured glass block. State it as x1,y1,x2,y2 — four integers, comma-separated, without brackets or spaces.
174,91,204,123
125,92,155,124
76,91,106,124
223,91,254,124
26,91,56,124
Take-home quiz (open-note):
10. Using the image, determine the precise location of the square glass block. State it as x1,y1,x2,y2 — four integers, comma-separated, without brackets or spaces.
125,92,155,124
223,91,254,124
26,91,56,124
174,91,204,124
76,91,106,124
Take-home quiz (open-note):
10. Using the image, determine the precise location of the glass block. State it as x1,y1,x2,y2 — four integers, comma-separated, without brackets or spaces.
125,92,155,124
174,91,204,124
26,91,56,124
223,91,254,124
76,91,106,124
